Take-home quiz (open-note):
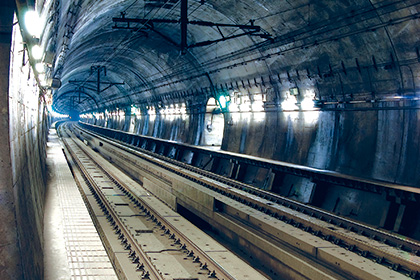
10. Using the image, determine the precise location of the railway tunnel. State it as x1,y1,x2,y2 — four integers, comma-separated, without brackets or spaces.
1,0,420,279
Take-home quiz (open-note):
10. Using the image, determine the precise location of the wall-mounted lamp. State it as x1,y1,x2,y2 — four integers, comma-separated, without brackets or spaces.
31,45,43,60
35,62,45,73
251,94,265,112
282,88,299,110
38,74,47,86
24,10,43,38
299,88,316,110
180,103,187,115
282,98,298,110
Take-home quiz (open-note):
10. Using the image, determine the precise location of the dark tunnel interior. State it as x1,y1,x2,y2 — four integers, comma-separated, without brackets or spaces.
1,0,420,279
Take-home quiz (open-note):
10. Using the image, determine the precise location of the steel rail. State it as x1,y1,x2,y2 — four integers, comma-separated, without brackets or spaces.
63,124,236,280
61,128,165,280
73,123,420,279
79,122,420,196
105,164,236,280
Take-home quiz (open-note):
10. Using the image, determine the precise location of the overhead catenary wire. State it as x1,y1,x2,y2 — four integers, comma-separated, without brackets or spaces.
144,0,420,89
146,0,417,81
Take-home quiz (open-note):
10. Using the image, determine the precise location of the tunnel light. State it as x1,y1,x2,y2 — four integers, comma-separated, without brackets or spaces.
25,10,43,37
148,106,156,115
218,95,228,110
239,95,251,112
251,100,264,112
38,73,48,86
216,93,231,112
300,98,315,110
31,45,43,60
35,63,45,73
180,103,187,115
239,102,250,112
253,112,266,122
47,105,69,118
81,113,93,119
228,103,239,112
166,104,175,115
300,89,316,110
251,94,265,112
174,104,180,114
130,104,137,114
282,98,298,110
134,108,142,117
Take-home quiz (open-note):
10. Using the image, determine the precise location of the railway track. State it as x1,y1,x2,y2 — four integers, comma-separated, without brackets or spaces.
59,123,266,280
63,122,420,279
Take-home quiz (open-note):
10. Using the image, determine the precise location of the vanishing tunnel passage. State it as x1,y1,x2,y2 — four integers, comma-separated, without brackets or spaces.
64,122,420,280
2,0,420,279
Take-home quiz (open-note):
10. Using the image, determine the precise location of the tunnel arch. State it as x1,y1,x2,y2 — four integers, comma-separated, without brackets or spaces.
52,90,100,114
39,0,420,186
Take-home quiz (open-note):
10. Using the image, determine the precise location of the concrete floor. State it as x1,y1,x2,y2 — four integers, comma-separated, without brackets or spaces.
44,128,117,280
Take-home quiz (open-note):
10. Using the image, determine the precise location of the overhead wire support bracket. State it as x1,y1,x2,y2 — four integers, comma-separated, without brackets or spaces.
111,2,272,54
69,65,124,95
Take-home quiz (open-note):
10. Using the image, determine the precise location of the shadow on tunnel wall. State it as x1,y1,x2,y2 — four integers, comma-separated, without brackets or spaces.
222,109,420,187
82,104,420,187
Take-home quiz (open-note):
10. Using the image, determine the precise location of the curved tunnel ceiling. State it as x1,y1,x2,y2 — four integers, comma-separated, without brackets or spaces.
44,0,420,114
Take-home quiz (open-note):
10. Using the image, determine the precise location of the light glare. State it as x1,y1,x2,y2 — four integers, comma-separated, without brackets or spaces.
300,98,314,110
218,95,227,109
282,98,297,110
251,100,264,112
228,103,239,112
47,105,69,118
31,45,43,60
35,63,45,73
38,74,48,86
25,11,43,37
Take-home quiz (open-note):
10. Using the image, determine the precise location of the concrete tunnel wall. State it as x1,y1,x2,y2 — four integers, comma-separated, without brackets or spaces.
0,6,49,279
0,0,419,278
82,99,420,188
76,0,420,189
222,109,420,186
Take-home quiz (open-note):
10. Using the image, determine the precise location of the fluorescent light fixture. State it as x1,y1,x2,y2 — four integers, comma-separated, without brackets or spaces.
25,10,43,37
282,98,297,110
38,74,48,86
300,98,314,110
239,102,250,112
31,45,43,60
228,103,239,112
300,88,316,110
180,103,187,115
35,63,45,73
251,100,264,112
166,104,175,115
